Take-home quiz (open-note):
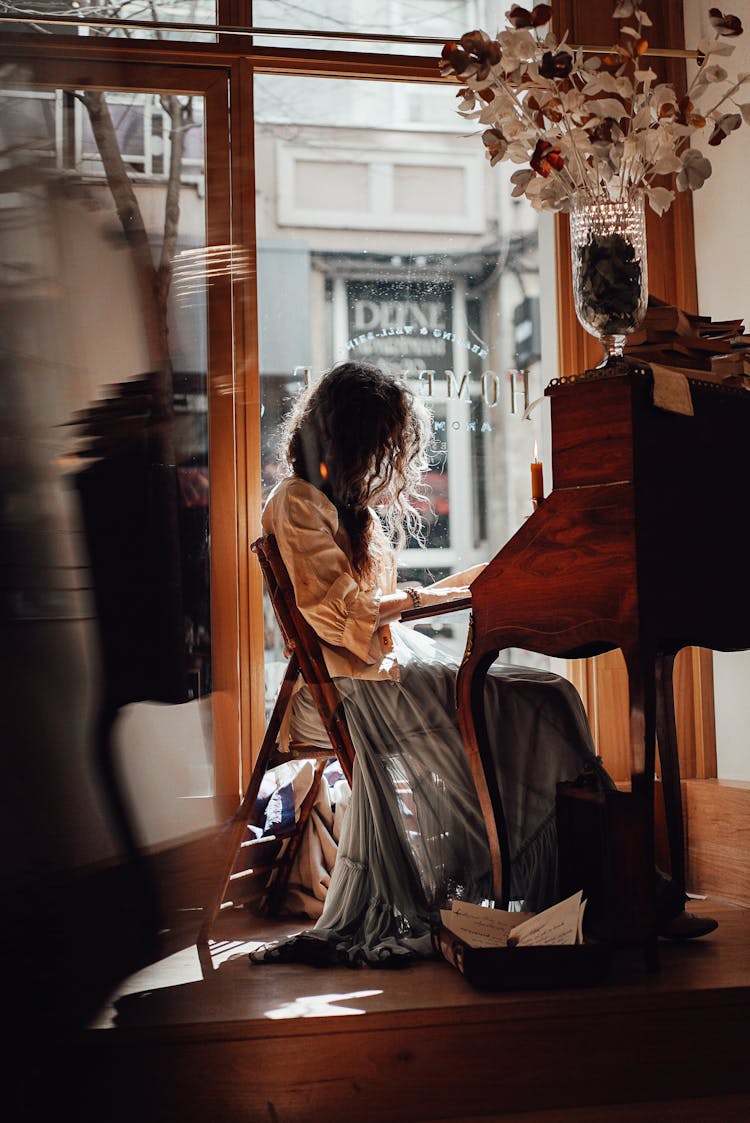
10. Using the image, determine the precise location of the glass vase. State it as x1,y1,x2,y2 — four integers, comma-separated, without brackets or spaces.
569,191,648,366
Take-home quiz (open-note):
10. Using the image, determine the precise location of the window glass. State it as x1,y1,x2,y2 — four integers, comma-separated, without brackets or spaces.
256,72,552,694
0,0,477,48
0,0,476,46
0,1,217,41
252,0,478,54
0,83,215,853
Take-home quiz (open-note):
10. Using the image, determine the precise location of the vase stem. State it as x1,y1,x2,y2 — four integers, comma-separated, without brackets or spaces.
602,333,626,358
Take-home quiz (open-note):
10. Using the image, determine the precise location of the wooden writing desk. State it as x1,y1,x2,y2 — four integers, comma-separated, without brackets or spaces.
456,367,750,941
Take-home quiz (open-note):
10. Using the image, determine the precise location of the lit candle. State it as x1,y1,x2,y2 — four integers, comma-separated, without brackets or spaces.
531,440,544,504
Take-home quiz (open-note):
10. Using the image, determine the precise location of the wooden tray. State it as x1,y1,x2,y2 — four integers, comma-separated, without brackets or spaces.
432,925,612,992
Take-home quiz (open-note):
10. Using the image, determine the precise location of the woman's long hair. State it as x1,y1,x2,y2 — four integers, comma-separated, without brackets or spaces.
279,362,432,579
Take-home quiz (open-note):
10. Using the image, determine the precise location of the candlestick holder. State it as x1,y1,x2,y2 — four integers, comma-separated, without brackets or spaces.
532,496,545,512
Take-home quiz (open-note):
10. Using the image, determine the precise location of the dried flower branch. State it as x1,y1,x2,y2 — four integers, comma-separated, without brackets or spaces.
439,1,748,215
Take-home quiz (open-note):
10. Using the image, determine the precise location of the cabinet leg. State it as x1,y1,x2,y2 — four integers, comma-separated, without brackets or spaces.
655,652,686,899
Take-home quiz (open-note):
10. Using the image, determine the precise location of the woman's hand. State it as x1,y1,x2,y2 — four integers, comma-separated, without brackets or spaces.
423,561,487,590
378,562,487,624
377,585,472,627
414,585,471,608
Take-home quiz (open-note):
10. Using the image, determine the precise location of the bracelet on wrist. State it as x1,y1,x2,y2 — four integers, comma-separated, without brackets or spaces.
407,587,421,610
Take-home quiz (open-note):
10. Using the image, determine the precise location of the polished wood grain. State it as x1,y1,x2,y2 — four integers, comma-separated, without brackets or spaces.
674,647,718,779
65,900,750,1123
421,1094,750,1123
576,646,718,787
0,36,451,84
202,71,245,803
229,56,267,789
686,779,750,907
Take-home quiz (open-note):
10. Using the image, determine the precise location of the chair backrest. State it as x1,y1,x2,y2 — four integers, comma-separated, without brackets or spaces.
252,534,356,786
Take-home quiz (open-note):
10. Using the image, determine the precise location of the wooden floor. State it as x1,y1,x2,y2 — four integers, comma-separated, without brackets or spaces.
41,897,749,1122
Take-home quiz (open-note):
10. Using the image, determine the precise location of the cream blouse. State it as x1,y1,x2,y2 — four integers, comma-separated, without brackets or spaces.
261,475,400,683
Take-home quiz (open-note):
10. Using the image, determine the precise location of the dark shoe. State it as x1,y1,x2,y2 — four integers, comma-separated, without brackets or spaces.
658,910,718,940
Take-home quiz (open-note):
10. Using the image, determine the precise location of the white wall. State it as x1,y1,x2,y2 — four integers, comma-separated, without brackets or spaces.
684,0,750,780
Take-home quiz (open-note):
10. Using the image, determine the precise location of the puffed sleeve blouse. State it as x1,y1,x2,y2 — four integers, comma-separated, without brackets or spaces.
261,475,400,683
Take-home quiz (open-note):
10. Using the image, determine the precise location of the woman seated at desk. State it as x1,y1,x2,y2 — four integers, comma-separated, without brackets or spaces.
253,362,712,966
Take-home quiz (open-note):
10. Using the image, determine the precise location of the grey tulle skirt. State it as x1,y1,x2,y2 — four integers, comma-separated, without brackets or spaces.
250,623,609,967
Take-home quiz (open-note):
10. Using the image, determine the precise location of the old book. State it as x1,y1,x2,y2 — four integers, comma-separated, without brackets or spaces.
439,890,586,949
432,892,611,991
624,297,746,373
643,302,693,335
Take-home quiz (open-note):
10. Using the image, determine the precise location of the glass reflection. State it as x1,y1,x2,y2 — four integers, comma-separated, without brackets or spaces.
252,0,474,55
256,71,551,687
0,75,213,1027
0,0,217,41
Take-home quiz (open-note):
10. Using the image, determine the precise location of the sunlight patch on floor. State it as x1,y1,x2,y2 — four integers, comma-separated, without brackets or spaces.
264,989,384,1019
89,944,206,1027
206,935,269,968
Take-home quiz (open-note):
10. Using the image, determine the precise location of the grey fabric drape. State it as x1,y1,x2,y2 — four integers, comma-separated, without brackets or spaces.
251,624,610,967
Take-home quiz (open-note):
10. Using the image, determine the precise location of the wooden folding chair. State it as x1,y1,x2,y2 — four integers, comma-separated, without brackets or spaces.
198,534,356,945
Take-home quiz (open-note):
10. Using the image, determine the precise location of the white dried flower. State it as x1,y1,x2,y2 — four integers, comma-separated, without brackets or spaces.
440,2,745,215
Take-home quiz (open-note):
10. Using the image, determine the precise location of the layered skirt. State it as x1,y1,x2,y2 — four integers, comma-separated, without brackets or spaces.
251,623,609,966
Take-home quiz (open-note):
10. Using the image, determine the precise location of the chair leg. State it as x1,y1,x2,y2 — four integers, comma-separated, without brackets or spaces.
456,642,510,907
197,655,300,948
624,646,661,972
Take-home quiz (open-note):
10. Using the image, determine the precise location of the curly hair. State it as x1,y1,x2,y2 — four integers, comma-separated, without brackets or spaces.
279,362,432,579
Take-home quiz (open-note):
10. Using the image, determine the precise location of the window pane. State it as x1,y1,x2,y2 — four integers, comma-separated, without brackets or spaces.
256,73,554,681
0,0,478,47
0,83,217,873
80,98,145,167
253,0,479,55
0,0,217,41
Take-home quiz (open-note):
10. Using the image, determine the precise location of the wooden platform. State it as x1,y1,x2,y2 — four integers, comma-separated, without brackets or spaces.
28,898,747,1122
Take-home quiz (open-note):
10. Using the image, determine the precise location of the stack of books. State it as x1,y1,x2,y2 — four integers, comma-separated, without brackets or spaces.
624,296,750,388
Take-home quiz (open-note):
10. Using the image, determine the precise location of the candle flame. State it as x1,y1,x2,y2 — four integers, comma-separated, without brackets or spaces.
319,461,328,480
533,440,539,462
